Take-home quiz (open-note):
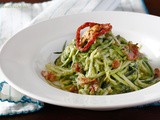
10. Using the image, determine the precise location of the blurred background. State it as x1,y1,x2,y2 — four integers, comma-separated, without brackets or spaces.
0,0,49,3
0,0,159,16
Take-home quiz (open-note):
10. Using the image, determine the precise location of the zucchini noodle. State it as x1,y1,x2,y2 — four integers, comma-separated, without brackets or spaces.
41,23,160,95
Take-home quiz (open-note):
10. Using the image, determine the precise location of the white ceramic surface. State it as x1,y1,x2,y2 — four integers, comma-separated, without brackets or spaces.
0,11,160,110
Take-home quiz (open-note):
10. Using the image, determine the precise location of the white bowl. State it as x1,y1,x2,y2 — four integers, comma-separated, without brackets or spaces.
0,11,160,110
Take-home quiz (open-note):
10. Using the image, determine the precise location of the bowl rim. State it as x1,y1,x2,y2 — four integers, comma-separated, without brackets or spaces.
1,11,160,109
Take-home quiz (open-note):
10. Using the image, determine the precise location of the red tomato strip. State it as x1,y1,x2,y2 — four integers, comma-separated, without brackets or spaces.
112,59,120,69
154,68,160,78
41,71,56,82
72,62,81,72
76,22,112,52
126,42,139,60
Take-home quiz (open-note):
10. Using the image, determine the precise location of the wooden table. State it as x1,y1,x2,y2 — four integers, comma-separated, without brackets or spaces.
1,0,160,120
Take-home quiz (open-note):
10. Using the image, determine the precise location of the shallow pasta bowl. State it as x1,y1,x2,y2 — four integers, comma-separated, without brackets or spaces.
0,11,160,110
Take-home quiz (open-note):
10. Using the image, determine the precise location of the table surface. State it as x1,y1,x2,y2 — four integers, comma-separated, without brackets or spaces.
1,0,160,120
